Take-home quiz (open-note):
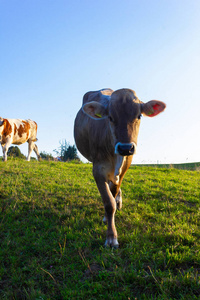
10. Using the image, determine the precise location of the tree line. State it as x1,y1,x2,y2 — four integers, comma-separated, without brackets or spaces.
7,140,80,162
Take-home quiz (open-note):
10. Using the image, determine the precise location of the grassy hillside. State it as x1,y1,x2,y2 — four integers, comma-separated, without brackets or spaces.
134,162,200,171
0,159,199,299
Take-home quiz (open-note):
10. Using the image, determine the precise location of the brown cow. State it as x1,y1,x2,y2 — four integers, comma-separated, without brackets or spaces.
0,118,41,161
74,88,166,247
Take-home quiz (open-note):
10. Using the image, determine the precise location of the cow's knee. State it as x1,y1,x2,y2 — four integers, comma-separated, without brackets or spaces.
102,213,107,224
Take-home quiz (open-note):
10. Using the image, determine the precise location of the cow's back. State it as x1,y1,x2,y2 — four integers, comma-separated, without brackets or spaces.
3,119,37,145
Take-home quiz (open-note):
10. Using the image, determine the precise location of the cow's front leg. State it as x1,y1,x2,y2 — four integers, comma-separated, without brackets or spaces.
27,140,34,161
2,142,10,162
93,165,119,248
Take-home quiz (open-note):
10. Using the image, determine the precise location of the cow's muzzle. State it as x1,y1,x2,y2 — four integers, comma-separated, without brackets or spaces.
115,142,136,156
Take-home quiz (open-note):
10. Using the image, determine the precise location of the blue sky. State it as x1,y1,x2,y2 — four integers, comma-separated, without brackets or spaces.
1,0,200,163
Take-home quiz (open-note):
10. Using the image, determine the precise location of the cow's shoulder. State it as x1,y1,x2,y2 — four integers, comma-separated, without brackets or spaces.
1,118,12,137
8,119,24,126
83,88,113,105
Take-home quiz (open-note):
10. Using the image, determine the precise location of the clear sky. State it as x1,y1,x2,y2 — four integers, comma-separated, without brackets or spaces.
1,0,200,164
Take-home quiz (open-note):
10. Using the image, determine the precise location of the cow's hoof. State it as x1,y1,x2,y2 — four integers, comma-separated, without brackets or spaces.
104,238,119,248
103,216,107,224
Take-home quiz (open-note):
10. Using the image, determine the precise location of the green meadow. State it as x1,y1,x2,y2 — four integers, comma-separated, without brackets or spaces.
0,159,199,299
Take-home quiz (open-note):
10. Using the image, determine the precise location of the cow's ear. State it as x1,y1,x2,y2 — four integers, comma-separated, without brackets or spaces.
141,100,166,117
82,101,108,119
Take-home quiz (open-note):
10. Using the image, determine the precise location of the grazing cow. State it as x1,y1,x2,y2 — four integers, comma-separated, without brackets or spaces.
74,88,166,247
0,117,41,161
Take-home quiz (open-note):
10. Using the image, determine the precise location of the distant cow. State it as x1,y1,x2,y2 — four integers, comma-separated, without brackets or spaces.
74,88,166,247
0,118,41,161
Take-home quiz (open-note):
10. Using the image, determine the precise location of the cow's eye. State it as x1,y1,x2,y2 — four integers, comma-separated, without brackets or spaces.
138,114,142,120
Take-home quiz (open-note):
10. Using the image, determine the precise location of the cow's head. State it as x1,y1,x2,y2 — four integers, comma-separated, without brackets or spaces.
82,89,166,156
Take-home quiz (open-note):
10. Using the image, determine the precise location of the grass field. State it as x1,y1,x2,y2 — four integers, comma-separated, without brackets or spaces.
0,159,199,299
134,162,200,171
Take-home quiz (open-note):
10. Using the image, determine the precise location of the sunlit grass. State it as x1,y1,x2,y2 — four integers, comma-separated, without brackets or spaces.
0,159,199,299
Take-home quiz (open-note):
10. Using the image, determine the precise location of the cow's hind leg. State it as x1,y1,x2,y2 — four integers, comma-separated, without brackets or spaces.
115,188,122,210
33,144,41,161
27,140,41,161
103,185,122,224
109,182,122,210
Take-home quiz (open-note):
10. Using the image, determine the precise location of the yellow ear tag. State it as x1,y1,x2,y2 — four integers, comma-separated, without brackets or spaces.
95,113,102,118
147,109,154,116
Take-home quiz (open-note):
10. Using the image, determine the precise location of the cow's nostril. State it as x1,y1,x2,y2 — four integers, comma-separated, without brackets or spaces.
116,143,135,156
130,145,135,154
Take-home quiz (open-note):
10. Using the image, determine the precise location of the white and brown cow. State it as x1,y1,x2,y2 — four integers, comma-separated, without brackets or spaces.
0,118,41,161
74,88,166,247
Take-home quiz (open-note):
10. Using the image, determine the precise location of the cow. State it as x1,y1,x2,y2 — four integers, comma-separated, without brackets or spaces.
0,117,41,162
74,88,166,247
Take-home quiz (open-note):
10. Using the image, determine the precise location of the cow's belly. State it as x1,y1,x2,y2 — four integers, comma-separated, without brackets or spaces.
12,134,29,145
